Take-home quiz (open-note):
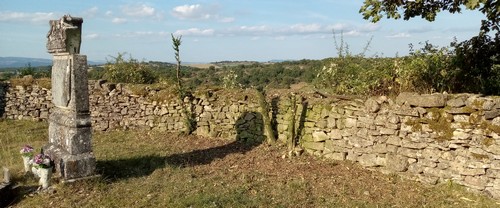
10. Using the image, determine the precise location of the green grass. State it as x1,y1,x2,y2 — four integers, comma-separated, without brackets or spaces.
1,119,499,207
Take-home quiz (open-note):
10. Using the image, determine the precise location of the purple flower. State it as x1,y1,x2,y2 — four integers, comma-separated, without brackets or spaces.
33,154,52,168
20,145,34,157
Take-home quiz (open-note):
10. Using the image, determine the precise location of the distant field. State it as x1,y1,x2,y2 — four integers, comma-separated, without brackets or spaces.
184,63,220,69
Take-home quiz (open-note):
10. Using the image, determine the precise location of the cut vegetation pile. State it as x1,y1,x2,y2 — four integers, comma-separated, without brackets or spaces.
1,119,499,207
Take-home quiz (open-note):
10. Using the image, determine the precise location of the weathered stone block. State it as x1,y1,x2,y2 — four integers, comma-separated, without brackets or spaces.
326,117,336,128
358,154,379,167
397,93,446,107
485,110,500,120
463,176,488,190
408,163,424,174
452,165,486,176
486,169,500,178
385,154,409,172
51,54,89,112
394,108,419,117
43,143,96,180
379,127,397,135
397,148,421,158
328,129,342,140
345,118,357,128
371,143,388,154
401,140,427,150
347,136,374,148
302,142,324,151
316,120,327,128
324,152,346,161
386,136,402,146
447,97,466,107
364,98,380,113
422,148,441,162
418,159,437,168
312,131,328,142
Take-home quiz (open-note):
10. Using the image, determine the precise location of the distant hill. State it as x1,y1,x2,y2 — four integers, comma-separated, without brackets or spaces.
0,57,52,68
0,57,104,68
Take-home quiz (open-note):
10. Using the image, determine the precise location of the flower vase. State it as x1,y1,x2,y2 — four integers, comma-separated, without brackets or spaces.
31,166,39,177
38,167,52,189
21,156,31,173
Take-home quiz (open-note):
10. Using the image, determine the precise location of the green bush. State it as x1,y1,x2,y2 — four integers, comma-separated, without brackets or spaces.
395,42,455,93
103,53,157,84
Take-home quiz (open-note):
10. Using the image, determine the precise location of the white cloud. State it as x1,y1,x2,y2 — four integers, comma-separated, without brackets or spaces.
82,7,99,18
386,33,411,38
328,23,350,32
171,22,377,39
112,17,127,24
85,33,99,39
219,17,235,23
121,4,156,17
409,26,433,33
172,4,208,20
360,23,380,32
237,25,271,33
288,23,323,33
343,30,362,37
105,11,113,16
173,28,215,36
223,23,371,37
0,11,56,24
171,4,234,22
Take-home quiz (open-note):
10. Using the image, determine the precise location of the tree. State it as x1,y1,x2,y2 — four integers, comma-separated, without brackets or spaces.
359,0,499,35
171,34,183,96
171,34,196,134
360,0,500,94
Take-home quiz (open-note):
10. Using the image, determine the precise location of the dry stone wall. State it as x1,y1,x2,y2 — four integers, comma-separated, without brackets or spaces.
1,81,500,197
275,92,500,197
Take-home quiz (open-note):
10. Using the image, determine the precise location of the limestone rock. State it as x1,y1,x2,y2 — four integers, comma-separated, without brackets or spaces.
397,92,446,107
385,154,409,172
302,142,324,151
324,152,346,161
312,131,328,142
364,98,380,113
358,154,379,167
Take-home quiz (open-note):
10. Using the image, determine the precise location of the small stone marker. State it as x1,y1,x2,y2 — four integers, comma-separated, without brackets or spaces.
0,167,12,207
43,15,97,181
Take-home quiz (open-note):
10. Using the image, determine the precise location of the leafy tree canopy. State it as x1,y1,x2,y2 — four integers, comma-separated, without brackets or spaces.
360,0,499,35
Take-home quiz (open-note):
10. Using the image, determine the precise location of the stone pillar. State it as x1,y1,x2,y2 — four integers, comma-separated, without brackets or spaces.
43,15,97,180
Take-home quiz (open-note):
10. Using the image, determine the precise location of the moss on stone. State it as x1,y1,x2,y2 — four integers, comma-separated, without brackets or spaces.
405,119,422,132
471,99,485,109
461,106,477,114
469,112,483,124
405,108,454,142
479,121,500,135
471,152,490,161
482,137,495,147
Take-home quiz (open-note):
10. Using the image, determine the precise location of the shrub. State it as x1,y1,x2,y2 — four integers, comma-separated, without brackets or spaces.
313,32,397,95
395,42,455,93
103,53,157,84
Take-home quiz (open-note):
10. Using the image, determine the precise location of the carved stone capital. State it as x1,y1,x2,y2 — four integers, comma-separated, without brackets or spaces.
46,15,83,54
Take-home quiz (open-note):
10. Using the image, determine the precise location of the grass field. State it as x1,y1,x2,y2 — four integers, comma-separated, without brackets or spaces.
1,119,499,207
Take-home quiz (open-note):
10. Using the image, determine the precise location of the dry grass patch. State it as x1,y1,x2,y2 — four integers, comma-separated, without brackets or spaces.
1,119,499,207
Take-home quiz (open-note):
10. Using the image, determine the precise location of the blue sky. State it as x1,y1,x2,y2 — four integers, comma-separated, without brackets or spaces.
0,0,486,63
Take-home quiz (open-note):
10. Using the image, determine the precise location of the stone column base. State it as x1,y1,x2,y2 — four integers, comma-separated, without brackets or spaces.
43,143,97,180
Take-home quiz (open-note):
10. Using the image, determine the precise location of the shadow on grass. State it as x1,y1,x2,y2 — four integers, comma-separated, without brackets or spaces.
97,111,264,181
97,140,261,182
165,140,261,168
165,111,264,167
97,155,166,181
